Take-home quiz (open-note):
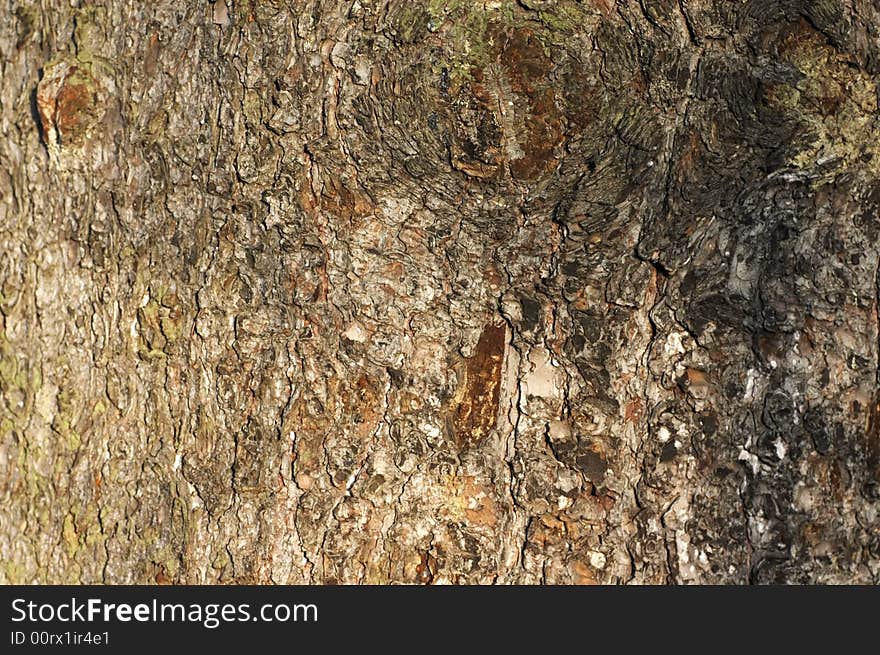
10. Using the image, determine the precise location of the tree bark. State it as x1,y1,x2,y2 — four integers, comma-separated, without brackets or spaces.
1,0,879,584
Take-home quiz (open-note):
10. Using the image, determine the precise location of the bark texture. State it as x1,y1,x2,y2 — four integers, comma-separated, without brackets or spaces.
1,0,880,584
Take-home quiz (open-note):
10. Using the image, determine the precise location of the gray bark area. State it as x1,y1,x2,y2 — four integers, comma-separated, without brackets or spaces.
1,0,879,584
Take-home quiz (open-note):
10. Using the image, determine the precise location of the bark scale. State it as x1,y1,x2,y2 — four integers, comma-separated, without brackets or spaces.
1,0,879,584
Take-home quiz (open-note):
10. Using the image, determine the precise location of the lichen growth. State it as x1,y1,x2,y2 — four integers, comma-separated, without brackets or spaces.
770,22,880,176
62,512,79,558
425,0,591,85
535,2,593,39
0,329,38,419
426,1,504,82
53,386,83,451
72,4,115,77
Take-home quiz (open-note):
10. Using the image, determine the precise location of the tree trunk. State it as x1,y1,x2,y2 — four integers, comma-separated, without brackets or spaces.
1,0,879,585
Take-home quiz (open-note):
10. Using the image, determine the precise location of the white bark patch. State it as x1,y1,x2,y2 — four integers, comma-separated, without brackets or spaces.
343,321,367,342
664,331,686,357
523,347,560,399
774,438,787,460
589,551,607,569
738,448,761,475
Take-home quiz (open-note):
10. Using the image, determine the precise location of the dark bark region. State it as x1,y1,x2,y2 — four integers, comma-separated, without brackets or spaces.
1,0,879,584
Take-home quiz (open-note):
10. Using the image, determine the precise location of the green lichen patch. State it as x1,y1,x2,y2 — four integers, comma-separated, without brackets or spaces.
0,331,38,419
52,386,83,450
135,285,188,359
768,20,880,176
426,0,594,85
72,4,113,69
62,512,79,558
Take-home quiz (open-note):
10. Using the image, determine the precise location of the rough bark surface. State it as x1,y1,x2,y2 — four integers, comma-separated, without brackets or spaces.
1,0,879,584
